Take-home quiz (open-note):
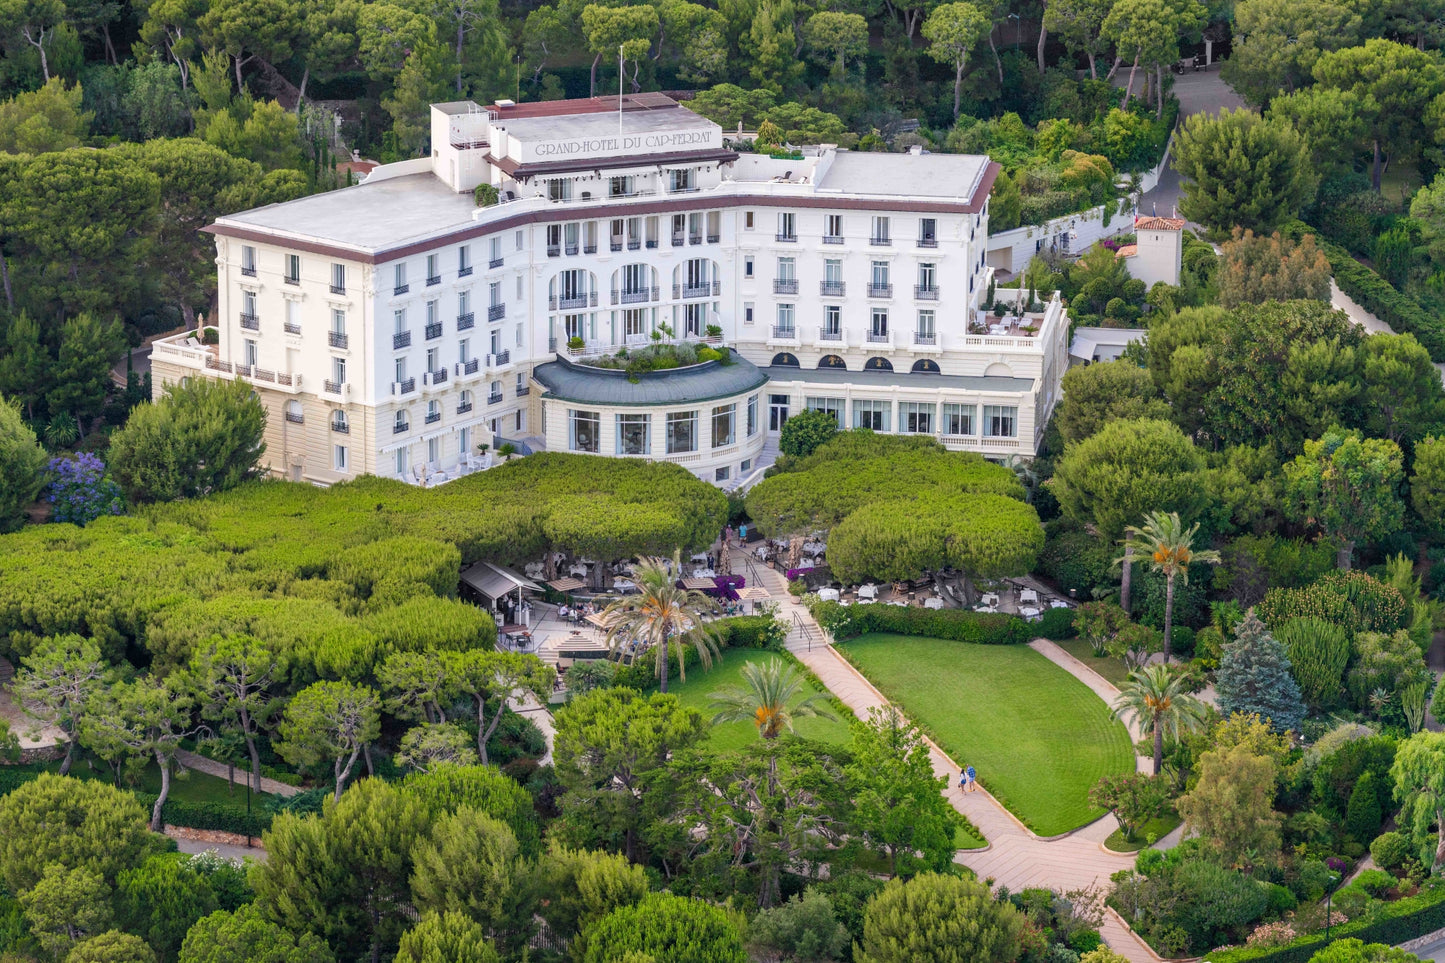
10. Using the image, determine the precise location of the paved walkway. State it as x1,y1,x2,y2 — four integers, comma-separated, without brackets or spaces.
742,563,1162,963
175,748,302,797
509,692,555,766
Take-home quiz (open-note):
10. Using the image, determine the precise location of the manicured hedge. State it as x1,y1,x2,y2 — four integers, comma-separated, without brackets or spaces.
1281,221,1445,361
1205,881,1445,963
0,769,271,837
609,615,788,689
809,600,1031,645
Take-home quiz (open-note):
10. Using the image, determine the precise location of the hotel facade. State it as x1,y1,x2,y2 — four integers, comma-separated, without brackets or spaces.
150,93,1068,488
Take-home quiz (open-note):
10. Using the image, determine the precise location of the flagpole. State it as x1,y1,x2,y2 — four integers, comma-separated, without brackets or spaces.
618,44,624,137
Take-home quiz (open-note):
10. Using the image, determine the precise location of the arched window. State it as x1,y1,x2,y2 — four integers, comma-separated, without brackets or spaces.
911,359,940,373
771,353,800,367
818,355,847,369
864,357,894,371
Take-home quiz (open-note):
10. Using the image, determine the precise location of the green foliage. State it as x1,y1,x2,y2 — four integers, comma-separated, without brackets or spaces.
1174,107,1318,232
409,808,522,943
65,931,156,963
273,681,380,798
810,599,1030,645
1216,613,1305,734
178,904,336,963
1273,618,1350,711
1051,418,1207,540
115,854,217,962
1347,629,1429,718
846,706,955,877
401,764,541,858
0,773,158,894
535,845,648,945
1284,429,1405,567
1370,832,1413,874
21,864,115,956
1217,229,1331,308
745,890,849,962
396,912,499,963
855,872,1025,963
778,408,838,459
0,395,47,533
1055,362,1169,447
1346,770,1384,843
1258,571,1408,637
109,378,268,504
578,893,746,963
0,76,91,152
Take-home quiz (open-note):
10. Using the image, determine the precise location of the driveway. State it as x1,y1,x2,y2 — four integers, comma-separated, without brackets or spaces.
1134,66,1249,219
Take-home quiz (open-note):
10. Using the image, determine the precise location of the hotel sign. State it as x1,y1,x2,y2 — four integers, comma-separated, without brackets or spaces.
521,127,721,163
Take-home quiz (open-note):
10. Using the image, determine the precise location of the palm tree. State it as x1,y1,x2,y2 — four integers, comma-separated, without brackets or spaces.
1114,663,1209,775
709,657,837,740
600,550,721,693
1117,510,1221,661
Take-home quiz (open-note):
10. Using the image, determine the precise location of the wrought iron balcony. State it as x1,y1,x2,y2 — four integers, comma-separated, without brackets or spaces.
457,313,474,331
771,325,797,340
427,368,449,386
674,281,720,299
458,265,473,277
331,420,349,434
425,411,441,424
240,313,259,330
550,293,596,310
917,237,938,248
820,281,845,297
615,286,657,305
867,331,890,343
488,392,504,405
323,379,345,394
426,275,441,286
818,328,843,342
489,257,503,269
488,303,505,321
610,240,623,252
822,235,844,245
914,332,937,345
330,283,345,294
493,349,511,366
914,285,940,300
394,283,409,295
867,283,893,298
393,377,416,395
328,331,348,348
284,321,301,335
240,265,256,276
773,279,798,295
393,331,411,349
775,232,797,242
457,401,473,414
459,358,480,376
284,410,303,424
870,236,891,246
393,421,410,434
425,322,442,340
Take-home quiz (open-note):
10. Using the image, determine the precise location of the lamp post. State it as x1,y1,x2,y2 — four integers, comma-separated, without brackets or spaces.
1325,871,1340,942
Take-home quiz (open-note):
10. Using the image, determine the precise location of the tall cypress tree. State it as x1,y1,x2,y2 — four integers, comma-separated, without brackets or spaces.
1216,612,1305,735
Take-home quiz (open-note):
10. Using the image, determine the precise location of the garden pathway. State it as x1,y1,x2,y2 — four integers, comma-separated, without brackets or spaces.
743,564,1160,963
508,691,555,766
174,748,303,797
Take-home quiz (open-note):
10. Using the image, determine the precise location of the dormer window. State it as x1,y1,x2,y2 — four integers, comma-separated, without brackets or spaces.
548,179,571,202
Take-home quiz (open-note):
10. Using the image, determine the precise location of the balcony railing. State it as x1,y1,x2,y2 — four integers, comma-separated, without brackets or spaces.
516,385,530,396
771,325,797,340
550,293,597,310
427,368,449,386
627,238,641,250
867,283,893,298
425,322,442,340
241,264,257,276
565,243,579,255
426,411,441,425
426,275,441,286
323,379,345,394
689,236,703,245
394,421,410,435
870,236,891,246
614,286,658,305
819,327,843,342
671,234,685,247
707,233,720,243
240,313,259,330
393,377,416,395
492,349,511,366
646,239,658,249
675,281,720,299
867,331,890,343
822,235,844,245
394,283,409,295
488,303,505,321
458,358,480,376
914,332,937,345
331,420,349,434
393,331,412,349
489,257,503,269
457,312,475,331
284,275,300,286
820,281,845,296
776,232,797,242
610,240,623,252
329,331,348,348
459,265,473,277
457,401,473,414
330,283,345,294
284,321,301,335
914,285,940,300
773,279,798,295
488,392,504,405
583,243,597,254
284,410,304,424
917,237,938,248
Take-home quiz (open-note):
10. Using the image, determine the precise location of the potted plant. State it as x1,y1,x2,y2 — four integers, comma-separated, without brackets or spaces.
567,336,584,352
497,442,518,461
705,323,723,340
474,184,499,207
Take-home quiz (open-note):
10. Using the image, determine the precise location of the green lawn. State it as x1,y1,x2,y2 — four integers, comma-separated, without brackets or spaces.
664,648,853,752
838,634,1134,837
39,755,273,805
1055,639,1133,688
1104,811,1182,853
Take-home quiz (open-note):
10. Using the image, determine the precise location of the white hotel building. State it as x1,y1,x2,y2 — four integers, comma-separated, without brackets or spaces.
151,93,1068,487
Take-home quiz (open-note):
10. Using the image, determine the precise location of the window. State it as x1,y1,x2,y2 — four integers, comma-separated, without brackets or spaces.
395,409,409,432
332,410,349,432
331,357,347,385
286,300,301,333
666,410,697,454
548,179,571,201
824,214,843,240
243,338,257,367
870,308,888,338
459,426,470,455
917,310,936,339
395,357,408,383
241,289,257,318
744,302,755,325
918,262,936,289
777,256,795,281
776,303,795,332
426,254,439,283
745,211,755,229
712,404,735,448
984,405,1018,438
871,261,890,287
240,246,256,275
744,256,755,278
490,237,501,262
669,169,693,192
426,347,438,374
610,175,635,197
428,437,440,464
919,217,937,244
515,230,524,250
942,403,975,436
396,448,409,476
427,300,439,325
459,289,471,318
624,309,646,337
569,409,599,453
616,413,650,455
824,259,843,284
427,399,440,423
853,399,890,432
334,445,348,471
331,308,346,334
823,304,841,337
284,253,300,283
330,263,346,293
871,216,890,244
459,338,470,363
394,263,407,292
458,245,471,274
747,394,759,436
393,308,406,334
777,212,796,240
805,396,845,427
900,402,934,434
715,466,730,482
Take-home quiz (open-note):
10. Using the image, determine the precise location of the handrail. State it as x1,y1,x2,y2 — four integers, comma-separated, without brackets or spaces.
793,610,814,652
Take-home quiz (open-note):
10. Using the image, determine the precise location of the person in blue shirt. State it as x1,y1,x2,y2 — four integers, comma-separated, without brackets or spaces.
965,764,977,792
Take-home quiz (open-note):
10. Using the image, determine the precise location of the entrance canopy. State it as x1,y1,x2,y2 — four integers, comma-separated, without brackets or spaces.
460,562,543,601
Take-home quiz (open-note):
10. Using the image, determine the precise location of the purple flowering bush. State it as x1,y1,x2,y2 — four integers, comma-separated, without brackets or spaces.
785,567,816,582
47,454,124,526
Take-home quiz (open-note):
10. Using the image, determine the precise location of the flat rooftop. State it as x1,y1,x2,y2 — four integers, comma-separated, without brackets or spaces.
817,151,991,201
218,173,476,253
492,104,712,144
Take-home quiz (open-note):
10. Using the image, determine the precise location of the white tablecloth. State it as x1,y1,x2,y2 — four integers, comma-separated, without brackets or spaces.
817,588,840,602
612,579,636,592
1020,589,1039,604
1050,600,1070,609
692,569,716,578
924,597,944,610
1020,606,1040,617
569,564,588,579
858,584,878,599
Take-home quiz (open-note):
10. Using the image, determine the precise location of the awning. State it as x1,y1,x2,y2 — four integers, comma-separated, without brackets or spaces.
736,586,773,601
547,577,586,592
681,577,715,590
460,562,543,600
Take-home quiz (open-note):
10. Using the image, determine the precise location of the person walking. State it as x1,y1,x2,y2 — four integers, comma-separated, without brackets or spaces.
958,770,968,794
965,764,977,792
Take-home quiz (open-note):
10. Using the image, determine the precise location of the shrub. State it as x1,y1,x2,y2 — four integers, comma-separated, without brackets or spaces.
1350,869,1398,898
1258,571,1408,638
1345,772,1384,842
1371,832,1412,873
1273,618,1350,712
1037,606,1077,640
809,599,1030,645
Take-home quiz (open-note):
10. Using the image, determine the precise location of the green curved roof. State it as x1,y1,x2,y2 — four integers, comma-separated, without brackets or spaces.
532,350,769,407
